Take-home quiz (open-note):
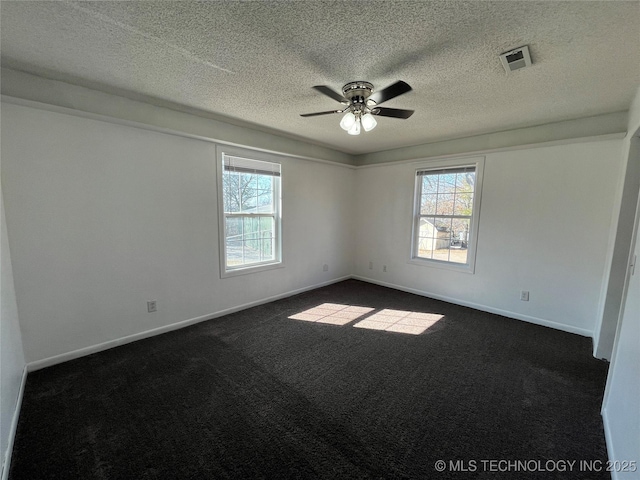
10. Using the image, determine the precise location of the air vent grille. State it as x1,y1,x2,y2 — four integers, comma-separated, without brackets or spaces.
499,45,532,73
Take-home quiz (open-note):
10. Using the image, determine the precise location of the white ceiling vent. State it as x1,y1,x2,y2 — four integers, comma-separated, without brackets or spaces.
499,45,532,73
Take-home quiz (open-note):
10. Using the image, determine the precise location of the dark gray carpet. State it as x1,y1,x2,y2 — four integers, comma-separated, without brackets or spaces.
9,279,609,479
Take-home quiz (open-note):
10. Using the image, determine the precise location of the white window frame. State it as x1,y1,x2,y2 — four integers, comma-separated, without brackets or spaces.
216,146,283,278
409,156,485,274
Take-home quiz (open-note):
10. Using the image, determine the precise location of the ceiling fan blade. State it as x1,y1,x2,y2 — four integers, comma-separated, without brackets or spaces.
300,110,342,117
368,81,412,105
371,107,415,119
312,85,347,103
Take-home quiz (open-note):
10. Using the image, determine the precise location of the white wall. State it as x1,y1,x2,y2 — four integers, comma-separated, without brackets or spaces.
353,140,624,336
601,86,640,479
596,135,640,360
1,102,354,363
594,85,640,361
1,187,26,476
602,197,640,479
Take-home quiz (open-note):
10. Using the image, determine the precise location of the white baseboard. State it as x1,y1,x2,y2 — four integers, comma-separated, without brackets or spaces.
11,274,603,480
2,365,28,480
27,275,351,372
27,273,593,371
352,275,593,338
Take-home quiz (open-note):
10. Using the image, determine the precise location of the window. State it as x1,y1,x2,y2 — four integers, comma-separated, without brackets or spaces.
411,157,484,273
218,148,282,277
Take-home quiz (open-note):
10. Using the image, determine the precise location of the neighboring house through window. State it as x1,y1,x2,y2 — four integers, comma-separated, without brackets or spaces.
217,147,282,277
411,157,484,273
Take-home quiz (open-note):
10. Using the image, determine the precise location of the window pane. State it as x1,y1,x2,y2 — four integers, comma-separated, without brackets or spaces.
417,216,470,265
239,173,258,212
431,246,451,262
435,193,454,215
225,216,275,267
439,173,457,193
259,216,273,232
436,217,452,262
256,175,274,213
242,216,258,239
420,194,437,215
417,217,441,259
434,218,450,232
222,171,277,214
456,172,475,193
451,218,471,247
422,175,439,195
262,237,273,261
449,249,468,264
447,218,470,264
225,217,243,266
223,172,241,213
225,216,242,238
454,192,473,216
224,215,275,267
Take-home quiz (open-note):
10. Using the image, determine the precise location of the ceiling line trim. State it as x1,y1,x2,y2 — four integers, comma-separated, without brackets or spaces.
1,95,358,170
1,95,626,172
0,68,355,164
355,132,626,170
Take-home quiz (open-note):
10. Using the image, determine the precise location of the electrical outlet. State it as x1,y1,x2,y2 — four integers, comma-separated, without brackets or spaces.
520,291,529,302
383,265,387,272
147,300,157,312
369,261,373,270
323,264,329,272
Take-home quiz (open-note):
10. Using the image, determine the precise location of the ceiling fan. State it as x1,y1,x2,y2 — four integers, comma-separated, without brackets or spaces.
300,80,415,135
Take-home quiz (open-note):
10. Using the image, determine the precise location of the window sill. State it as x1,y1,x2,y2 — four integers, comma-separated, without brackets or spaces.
408,256,475,274
220,261,284,279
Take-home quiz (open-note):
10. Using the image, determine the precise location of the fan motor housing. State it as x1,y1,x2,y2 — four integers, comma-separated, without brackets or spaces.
342,81,374,105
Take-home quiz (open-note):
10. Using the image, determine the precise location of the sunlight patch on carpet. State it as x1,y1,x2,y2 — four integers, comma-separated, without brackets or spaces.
289,303,374,325
353,309,443,335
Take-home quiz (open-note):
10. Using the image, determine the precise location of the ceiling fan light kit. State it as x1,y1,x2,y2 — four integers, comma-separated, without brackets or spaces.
339,111,357,131
361,113,377,132
301,80,414,136
347,119,361,135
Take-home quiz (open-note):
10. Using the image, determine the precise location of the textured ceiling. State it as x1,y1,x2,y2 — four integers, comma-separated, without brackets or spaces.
1,1,639,155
